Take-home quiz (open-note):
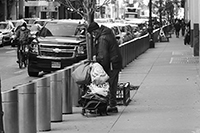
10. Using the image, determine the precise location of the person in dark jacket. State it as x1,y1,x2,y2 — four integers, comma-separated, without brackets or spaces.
174,20,181,38
87,22,123,113
15,22,30,63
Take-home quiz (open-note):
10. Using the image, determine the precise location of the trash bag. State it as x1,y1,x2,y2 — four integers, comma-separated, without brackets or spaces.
71,62,92,85
87,82,109,97
90,62,109,85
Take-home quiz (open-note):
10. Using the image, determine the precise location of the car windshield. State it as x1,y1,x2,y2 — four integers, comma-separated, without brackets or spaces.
39,22,81,37
11,22,18,27
0,23,8,29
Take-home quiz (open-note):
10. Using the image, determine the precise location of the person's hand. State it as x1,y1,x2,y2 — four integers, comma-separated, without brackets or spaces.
93,55,96,61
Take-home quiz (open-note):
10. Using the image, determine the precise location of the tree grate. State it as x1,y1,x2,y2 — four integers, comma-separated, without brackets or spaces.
170,57,199,64
172,51,192,56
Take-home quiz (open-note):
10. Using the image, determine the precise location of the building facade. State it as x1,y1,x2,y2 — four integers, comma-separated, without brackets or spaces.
184,0,199,56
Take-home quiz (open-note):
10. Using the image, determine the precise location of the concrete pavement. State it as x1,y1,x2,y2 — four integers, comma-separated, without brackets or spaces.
38,34,200,133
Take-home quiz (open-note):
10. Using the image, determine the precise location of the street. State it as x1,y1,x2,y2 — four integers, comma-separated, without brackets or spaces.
0,46,37,92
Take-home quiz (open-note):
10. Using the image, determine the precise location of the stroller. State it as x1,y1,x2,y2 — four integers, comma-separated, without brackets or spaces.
78,86,109,116
78,62,110,117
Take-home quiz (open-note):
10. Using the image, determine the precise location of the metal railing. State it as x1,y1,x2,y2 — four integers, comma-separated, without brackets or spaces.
1,25,171,133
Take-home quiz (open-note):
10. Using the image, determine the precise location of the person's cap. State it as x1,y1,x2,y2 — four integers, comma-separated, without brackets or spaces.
87,22,99,33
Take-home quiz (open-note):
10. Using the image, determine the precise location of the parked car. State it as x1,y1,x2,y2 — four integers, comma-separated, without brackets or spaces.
99,22,138,44
0,21,15,47
33,19,52,27
27,19,87,77
24,18,40,29
97,22,124,44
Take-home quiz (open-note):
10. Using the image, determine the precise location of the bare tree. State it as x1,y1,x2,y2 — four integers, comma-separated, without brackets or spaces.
56,0,111,23
56,0,111,60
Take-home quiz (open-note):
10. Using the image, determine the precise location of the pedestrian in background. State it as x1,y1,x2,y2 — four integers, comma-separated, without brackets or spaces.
87,22,123,113
184,21,190,45
174,19,181,38
181,19,186,37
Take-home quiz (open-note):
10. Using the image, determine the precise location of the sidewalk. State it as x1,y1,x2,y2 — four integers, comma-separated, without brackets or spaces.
38,34,200,133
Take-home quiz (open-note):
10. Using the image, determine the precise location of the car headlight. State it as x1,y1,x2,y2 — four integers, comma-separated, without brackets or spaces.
30,39,39,54
77,45,85,54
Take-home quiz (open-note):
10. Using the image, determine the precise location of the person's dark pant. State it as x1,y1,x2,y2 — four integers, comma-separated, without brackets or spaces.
108,69,120,107
17,42,28,61
175,30,180,38
182,29,185,36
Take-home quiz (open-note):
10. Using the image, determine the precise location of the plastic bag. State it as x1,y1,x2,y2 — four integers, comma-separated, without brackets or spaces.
90,62,109,85
71,62,92,85
88,82,109,97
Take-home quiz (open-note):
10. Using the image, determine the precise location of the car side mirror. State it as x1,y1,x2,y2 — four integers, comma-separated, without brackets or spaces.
116,36,120,40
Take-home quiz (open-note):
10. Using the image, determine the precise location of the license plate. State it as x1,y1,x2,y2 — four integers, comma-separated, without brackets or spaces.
51,61,61,68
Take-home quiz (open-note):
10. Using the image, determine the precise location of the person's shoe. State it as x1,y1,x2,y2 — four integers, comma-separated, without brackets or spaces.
107,106,118,113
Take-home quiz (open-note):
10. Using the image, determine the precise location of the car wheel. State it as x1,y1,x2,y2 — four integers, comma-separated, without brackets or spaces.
10,39,15,47
1,38,6,47
27,66,39,77
0,41,4,47
28,70,39,77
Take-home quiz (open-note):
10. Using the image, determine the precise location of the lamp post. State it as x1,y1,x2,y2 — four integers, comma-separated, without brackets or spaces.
159,0,162,27
0,78,4,133
149,0,155,48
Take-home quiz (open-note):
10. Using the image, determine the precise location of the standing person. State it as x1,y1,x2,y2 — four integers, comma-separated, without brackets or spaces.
184,21,190,45
174,19,181,38
181,19,186,37
15,22,30,63
87,22,123,113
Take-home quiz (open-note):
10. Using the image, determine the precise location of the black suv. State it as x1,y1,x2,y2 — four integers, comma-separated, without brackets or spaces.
27,19,87,77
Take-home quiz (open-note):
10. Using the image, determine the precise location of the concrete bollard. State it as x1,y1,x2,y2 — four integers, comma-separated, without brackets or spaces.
18,82,36,133
59,68,72,114
71,63,82,107
0,78,4,133
2,89,18,133
50,72,62,122
35,76,51,131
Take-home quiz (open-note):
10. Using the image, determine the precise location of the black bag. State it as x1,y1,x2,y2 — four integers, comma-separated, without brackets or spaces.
184,32,190,45
80,93,108,116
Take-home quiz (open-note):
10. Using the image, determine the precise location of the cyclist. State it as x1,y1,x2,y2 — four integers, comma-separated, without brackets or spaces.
15,22,30,63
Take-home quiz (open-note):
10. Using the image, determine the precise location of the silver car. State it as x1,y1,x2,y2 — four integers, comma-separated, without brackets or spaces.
0,21,14,47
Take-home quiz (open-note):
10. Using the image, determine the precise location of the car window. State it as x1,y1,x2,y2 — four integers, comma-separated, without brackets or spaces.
11,22,18,27
34,21,45,26
111,26,119,36
75,26,86,36
39,22,79,37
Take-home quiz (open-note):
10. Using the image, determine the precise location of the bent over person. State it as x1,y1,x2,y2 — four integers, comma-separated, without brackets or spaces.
87,22,123,113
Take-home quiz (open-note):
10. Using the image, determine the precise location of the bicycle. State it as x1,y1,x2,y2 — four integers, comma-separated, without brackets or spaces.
17,43,29,69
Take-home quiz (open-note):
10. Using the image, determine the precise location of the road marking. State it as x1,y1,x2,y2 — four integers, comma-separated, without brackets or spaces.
169,58,173,64
5,50,16,54
14,70,24,74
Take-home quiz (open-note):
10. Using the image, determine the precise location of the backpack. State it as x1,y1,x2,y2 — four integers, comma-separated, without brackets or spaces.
19,29,30,44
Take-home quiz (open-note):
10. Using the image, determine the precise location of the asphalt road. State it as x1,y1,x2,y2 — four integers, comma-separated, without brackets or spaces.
0,46,37,92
